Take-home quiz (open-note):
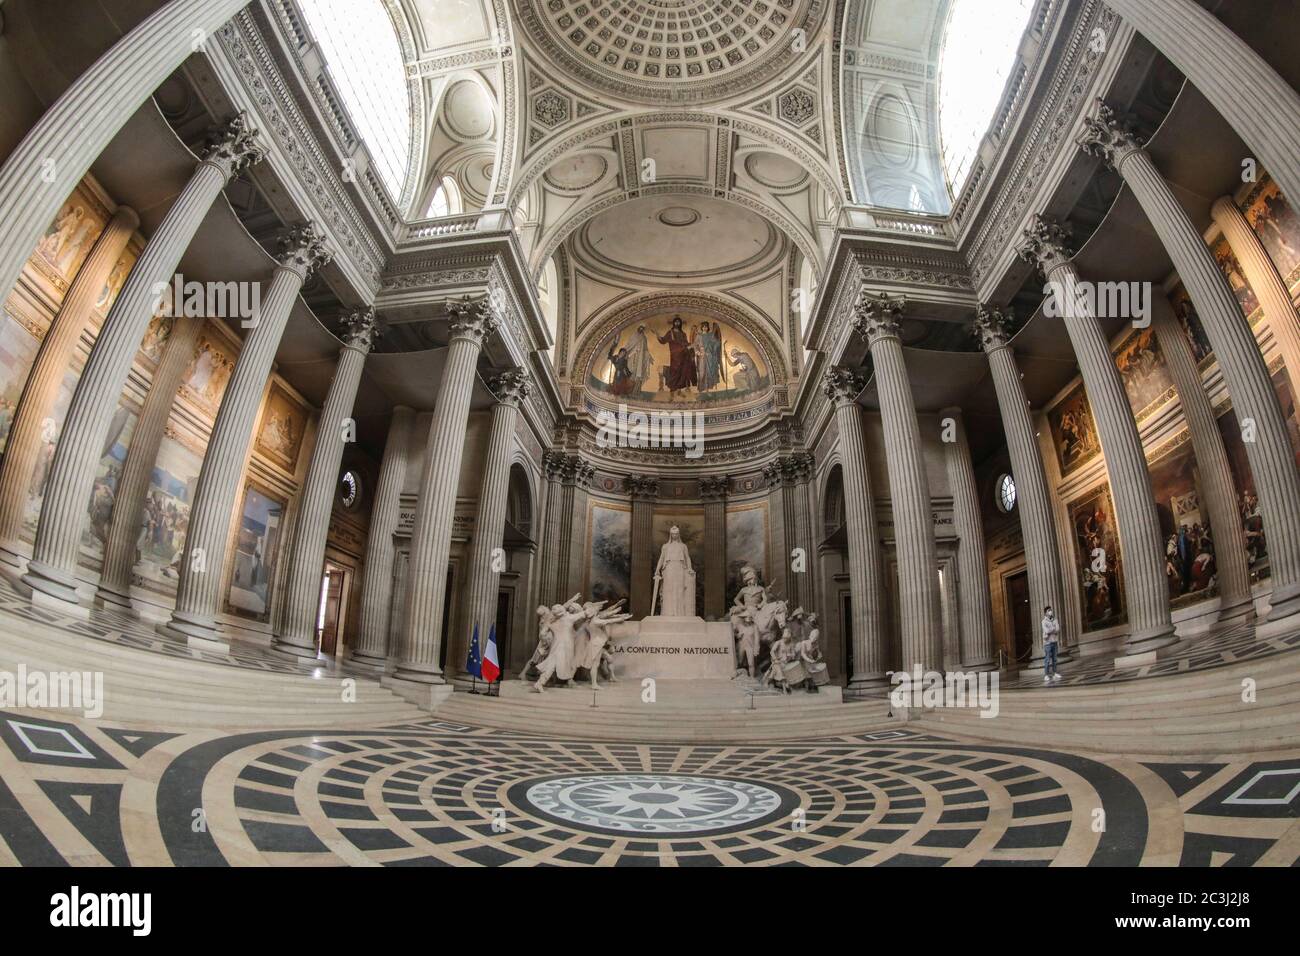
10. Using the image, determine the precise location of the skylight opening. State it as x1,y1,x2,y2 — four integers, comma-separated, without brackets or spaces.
938,0,1037,198
299,0,411,201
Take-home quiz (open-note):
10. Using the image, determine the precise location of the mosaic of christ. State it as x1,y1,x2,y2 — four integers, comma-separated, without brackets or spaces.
589,313,771,406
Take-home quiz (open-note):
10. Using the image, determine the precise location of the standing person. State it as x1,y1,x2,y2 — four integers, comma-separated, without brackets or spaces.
657,317,697,395
1041,606,1062,684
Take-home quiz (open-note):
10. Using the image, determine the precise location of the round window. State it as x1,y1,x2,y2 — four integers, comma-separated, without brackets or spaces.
995,473,1017,514
339,470,361,510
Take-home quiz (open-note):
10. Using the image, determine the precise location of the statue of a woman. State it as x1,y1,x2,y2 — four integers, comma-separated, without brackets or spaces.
654,525,696,616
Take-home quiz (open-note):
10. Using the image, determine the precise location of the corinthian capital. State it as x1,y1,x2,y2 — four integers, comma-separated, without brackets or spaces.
851,290,905,344
445,295,497,344
488,368,531,406
622,474,659,499
1077,99,1146,169
971,305,1013,353
278,222,333,278
823,366,866,406
1016,214,1074,277
340,307,381,353
699,475,731,500
203,111,265,181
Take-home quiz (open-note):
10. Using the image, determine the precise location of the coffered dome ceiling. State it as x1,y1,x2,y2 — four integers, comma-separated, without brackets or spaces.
513,0,830,105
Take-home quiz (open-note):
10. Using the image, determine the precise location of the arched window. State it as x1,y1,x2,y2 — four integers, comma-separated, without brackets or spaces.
298,0,411,200
995,473,1018,514
938,0,1037,198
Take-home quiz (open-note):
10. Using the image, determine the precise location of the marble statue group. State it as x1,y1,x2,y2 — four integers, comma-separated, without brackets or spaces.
523,596,633,693
728,564,829,693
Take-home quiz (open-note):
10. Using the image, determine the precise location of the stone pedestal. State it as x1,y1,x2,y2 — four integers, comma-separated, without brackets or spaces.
607,616,736,680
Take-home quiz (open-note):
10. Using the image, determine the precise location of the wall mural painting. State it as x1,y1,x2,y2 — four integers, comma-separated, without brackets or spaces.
138,308,176,367
1244,174,1300,287
180,333,235,417
588,503,631,610
652,511,704,616
80,405,138,562
1168,282,1213,365
1114,326,1174,417
1047,384,1101,477
21,367,83,536
0,309,41,455
589,313,771,406
1147,443,1217,608
1211,236,1260,319
33,194,106,287
94,246,137,315
1069,484,1126,632
255,382,308,473
136,436,203,591
227,482,285,622
725,504,768,609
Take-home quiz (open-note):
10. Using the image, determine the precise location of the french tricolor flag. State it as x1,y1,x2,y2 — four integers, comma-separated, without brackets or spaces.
481,623,501,683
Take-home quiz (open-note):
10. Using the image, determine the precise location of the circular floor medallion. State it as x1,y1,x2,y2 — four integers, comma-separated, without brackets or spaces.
517,772,791,836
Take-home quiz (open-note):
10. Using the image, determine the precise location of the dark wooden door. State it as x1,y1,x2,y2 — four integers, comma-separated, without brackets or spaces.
1006,571,1032,663
319,568,345,656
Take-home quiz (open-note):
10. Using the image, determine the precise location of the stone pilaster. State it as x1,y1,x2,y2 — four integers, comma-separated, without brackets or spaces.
0,0,253,312
454,368,531,675
626,474,658,617
700,475,729,619
1149,297,1255,623
972,307,1067,662
784,453,816,611
157,223,332,649
21,115,264,610
0,204,138,569
939,407,996,671
1100,0,1300,203
824,366,888,694
96,312,205,607
852,292,943,673
538,450,568,606
1212,196,1300,434
1018,215,1176,654
1081,102,1300,623
273,308,380,659
350,405,415,669
565,460,594,602
394,298,496,684
762,461,788,600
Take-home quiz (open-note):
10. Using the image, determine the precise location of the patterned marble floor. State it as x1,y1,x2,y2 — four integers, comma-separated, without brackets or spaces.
1,708,1296,866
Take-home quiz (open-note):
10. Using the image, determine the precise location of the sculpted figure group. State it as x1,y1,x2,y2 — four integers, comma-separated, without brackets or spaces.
728,565,828,693
523,595,633,693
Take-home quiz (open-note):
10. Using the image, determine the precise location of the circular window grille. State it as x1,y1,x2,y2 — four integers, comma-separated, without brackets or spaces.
995,473,1017,514
339,470,361,510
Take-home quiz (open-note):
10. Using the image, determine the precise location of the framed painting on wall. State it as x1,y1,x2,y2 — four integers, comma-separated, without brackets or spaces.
226,481,287,622
255,381,308,473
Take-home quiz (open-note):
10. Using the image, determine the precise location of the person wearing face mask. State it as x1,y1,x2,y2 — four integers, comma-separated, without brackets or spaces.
1041,606,1062,684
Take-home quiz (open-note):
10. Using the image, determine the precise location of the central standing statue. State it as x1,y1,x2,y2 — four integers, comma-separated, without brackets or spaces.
653,525,696,616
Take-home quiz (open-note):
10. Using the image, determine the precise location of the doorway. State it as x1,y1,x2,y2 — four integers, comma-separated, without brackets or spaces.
315,562,350,657
1005,570,1032,663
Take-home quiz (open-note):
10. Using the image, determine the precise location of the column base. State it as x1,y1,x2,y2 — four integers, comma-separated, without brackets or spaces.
1265,581,1300,623
380,674,455,711
958,657,998,673
20,560,90,618
343,650,390,674
0,538,29,574
1120,621,1178,658
392,659,447,685
844,673,890,699
1216,595,1258,627
156,613,230,654
94,583,136,611
270,631,321,665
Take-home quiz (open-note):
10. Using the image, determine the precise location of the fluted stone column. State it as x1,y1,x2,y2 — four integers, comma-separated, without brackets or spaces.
762,461,788,600
700,475,729,619
156,224,332,648
0,204,138,569
1081,103,1300,622
392,299,496,684
786,453,816,612
973,307,1067,662
1018,216,1176,654
626,475,658,617
1150,297,1255,623
824,367,888,694
20,116,264,609
852,293,943,673
96,312,205,607
538,451,567,606
566,460,594,602
455,368,530,674
273,309,380,659
1100,0,1300,204
1212,195,1300,421
0,0,252,312
939,407,996,671
350,406,415,669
